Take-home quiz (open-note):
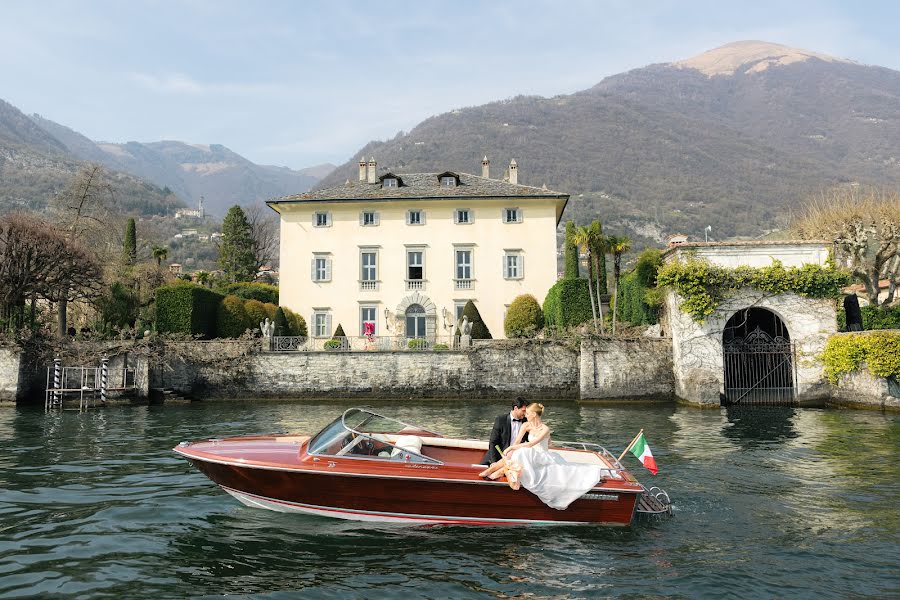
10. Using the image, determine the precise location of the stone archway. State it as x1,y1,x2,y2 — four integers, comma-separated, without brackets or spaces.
722,307,795,405
395,292,437,338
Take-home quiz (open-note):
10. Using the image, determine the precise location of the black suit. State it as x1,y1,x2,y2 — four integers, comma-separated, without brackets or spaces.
480,413,529,465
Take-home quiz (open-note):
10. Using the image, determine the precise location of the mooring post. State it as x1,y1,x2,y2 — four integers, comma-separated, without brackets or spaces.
100,357,109,404
52,357,62,407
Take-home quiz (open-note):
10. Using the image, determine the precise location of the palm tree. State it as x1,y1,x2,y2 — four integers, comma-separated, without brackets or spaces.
196,271,210,287
606,235,632,336
589,221,608,333
571,225,599,332
152,245,168,267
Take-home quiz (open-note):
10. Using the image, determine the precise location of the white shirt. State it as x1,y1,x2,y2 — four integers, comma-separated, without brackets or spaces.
510,411,523,443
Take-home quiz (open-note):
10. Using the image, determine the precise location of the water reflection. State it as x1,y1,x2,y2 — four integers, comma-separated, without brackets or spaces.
722,406,798,448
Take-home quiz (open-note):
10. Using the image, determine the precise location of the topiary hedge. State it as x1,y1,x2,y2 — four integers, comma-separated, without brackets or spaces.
218,282,279,305
505,294,545,338
462,301,492,339
837,303,900,331
155,283,224,338
283,307,307,337
217,294,251,338
823,331,900,384
543,278,592,330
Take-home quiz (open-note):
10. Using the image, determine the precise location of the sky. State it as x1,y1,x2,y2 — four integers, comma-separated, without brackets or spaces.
2,0,898,169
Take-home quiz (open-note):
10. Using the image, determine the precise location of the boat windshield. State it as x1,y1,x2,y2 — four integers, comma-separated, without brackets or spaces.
306,408,441,464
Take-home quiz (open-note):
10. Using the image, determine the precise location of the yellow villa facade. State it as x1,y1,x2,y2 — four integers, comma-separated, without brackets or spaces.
267,157,568,343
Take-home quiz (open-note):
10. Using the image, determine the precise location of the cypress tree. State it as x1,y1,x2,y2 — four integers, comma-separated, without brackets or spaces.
462,300,492,339
123,218,137,266
273,306,289,336
219,206,256,283
333,323,346,338
564,221,579,279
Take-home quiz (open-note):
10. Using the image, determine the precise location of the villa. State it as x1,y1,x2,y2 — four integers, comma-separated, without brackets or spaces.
267,157,569,341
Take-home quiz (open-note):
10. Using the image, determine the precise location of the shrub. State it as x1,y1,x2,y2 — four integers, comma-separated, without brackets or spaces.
155,284,223,338
217,294,251,338
274,307,289,336
283,307,307,337
97,281,139,331
433,343,449,350
564,221,579,279
333,323,346,338
462,301,492,339
837,303,900,331
616,270,659,326
823,331,900,383
244,299,269,331
408,338,428,349
505,294,545,338
542,278,592,330
324,339,343,350
218,282,279,305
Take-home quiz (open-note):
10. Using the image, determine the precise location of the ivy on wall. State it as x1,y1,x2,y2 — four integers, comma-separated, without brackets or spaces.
656,259,851,322
822,331,900,383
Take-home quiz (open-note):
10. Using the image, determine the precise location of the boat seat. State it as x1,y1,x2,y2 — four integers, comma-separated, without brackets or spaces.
390,435,423,458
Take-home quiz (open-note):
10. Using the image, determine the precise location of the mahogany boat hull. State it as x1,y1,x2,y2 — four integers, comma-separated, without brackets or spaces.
180,453,640,526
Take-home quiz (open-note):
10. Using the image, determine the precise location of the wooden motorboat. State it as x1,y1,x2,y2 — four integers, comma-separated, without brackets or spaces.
174,408,668,526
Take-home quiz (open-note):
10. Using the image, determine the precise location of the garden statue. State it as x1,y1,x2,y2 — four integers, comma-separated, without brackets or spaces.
260,317,275,338
458,315,473,348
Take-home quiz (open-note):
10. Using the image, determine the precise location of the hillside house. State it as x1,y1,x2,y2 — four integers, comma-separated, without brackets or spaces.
267,157,568,341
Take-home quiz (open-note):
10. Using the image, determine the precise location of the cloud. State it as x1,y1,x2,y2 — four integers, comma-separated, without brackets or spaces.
128,72,288,96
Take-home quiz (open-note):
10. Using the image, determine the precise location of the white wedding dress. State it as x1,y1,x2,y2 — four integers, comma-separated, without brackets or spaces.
509,435,605,510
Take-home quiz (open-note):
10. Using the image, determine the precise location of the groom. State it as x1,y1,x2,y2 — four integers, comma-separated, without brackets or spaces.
480,397,529,465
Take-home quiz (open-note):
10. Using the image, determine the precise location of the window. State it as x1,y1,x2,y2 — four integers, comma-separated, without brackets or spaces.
454,301,467,322
454,208,472,224
407,209,424,225
311,253,332,282
504,251,524,279
313,311,331,337
456,248,472,283
405,304,426,338
441,176,456,187
407,250,423,280
360,306,377,336
313,211,331,227
360,249,378,290
504,208,522,223
382,177,398,188
360,211,379,226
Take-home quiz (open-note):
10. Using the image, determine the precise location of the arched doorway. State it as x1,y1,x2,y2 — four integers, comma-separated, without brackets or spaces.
405,304,426,339
722,308,795,405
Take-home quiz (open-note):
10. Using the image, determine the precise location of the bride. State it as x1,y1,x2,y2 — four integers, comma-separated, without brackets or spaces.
477,403,605,510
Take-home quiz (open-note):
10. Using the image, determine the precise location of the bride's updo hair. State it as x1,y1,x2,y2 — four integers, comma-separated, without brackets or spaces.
527,402,544,416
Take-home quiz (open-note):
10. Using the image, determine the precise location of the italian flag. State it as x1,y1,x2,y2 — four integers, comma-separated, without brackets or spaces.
630,433,659,474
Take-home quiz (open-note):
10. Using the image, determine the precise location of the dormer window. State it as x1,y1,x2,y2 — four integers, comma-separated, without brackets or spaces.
383,178,398,188
441,176,456,187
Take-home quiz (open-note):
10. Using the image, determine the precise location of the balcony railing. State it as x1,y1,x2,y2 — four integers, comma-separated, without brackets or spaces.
269,335,468,352
359,280,378,291
454,278,473,290
405,279,424,291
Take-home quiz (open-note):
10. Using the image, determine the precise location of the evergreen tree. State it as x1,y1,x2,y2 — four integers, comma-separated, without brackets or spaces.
333,323,346,338
219,206,256,283
462,300,492,339
564,221,579,279
274,306,289,336
123,218,137,266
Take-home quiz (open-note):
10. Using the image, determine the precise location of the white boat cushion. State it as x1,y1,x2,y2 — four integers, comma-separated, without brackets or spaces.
390,435,423,457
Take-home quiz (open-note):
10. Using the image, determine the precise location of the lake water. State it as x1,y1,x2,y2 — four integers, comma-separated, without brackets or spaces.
0,399,897,599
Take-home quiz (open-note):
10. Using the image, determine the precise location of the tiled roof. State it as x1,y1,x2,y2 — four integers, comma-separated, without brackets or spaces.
268,172,568,204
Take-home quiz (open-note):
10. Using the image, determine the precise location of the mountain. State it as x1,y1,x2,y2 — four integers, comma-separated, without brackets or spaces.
319,41,900,243
0,99,182,215
28,115,333,216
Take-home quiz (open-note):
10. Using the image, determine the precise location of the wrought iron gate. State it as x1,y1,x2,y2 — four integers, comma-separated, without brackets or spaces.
723,327,796,405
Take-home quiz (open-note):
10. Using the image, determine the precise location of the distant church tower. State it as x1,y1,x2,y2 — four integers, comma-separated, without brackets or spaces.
198,195,205,218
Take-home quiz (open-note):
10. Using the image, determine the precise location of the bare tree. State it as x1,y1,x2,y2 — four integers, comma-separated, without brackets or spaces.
0,214,103,333
51,165,117,335
244,202,280,272
792,186,900,308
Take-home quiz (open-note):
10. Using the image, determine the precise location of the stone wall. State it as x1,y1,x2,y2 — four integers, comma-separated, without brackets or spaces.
666,289,837,406
830,368,900,410
152,340,581,399
580,338,673,400
0,346,23,402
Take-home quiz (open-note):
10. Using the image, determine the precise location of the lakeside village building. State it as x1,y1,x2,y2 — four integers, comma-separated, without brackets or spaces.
267,157,568,343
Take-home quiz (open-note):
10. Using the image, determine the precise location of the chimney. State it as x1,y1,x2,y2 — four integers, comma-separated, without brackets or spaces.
508,159,518,185
481,155,490,178
367,157,377,184
358,157,367,182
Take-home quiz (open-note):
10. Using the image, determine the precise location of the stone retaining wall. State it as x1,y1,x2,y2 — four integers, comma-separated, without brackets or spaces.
580,338,674,400
830,368,900,410
0,346,22,402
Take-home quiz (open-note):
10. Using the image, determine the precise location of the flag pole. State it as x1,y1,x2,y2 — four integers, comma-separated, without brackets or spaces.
617,429,644,463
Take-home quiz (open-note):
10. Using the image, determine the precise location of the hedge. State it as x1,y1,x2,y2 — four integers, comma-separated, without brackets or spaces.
217,294,251,338
155,284,224,338
543,278,593,329
823,331,900,383
462,301,492,339
505,294,545,338
283,307,308,337
837,303,900,331
218,282,279,305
